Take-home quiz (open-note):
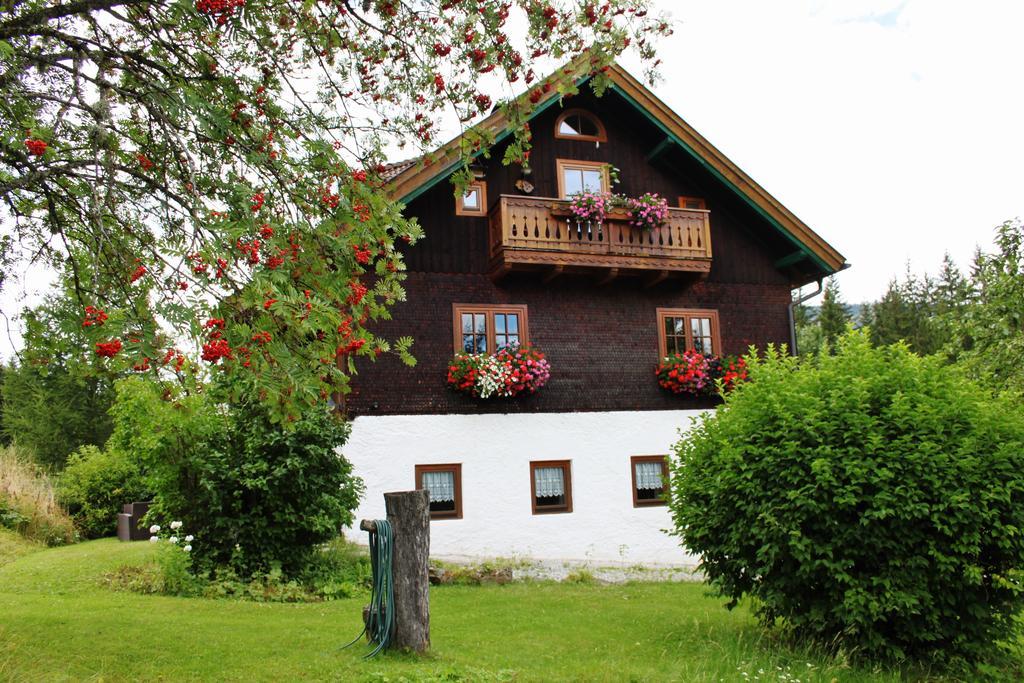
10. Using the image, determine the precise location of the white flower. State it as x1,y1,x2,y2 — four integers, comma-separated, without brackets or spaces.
169,536,179,544
183,545,192,552
170,521,183,530
149,536,159,543
149,524,161,533
185,535,194,542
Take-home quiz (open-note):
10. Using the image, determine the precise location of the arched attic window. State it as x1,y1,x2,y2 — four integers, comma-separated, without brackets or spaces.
554,109,607,144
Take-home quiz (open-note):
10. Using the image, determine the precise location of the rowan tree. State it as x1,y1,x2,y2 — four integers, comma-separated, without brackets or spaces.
0,0,670,419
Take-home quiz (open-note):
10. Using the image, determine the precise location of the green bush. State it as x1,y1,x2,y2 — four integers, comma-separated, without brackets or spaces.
668,331,1024,664
58,445,150,538
110,378,363,580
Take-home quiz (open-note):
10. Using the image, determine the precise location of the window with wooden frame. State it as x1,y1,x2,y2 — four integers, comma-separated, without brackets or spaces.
554,109,607,143
415,464,463,519
556,159,609,198
455,181,487,216
452,304,528,354
657,308,721,357
631,455,669,507
530,460,572,514
678,196,707,211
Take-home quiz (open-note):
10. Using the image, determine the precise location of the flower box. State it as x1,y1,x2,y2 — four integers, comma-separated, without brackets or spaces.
656,351,747,396
446,344,550,398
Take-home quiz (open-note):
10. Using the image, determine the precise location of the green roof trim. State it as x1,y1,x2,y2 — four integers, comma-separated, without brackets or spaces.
397,75,834,277
398,80,582,206
606,83,832,274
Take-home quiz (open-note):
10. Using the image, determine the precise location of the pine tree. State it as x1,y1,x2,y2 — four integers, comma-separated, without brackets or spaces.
817,277,852,352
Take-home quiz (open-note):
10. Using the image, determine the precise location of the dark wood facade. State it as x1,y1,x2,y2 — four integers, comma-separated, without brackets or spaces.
348,88,822,416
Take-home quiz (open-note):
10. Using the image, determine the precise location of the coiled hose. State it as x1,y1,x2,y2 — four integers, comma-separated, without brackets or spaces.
342,519,394,658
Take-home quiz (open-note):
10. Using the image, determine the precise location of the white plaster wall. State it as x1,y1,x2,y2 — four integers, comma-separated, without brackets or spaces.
341,409,707,566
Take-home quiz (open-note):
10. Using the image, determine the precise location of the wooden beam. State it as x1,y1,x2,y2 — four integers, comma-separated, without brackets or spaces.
595,267,619,286
645,137,675,163
643,270,670,288
488,263,511,283
774,251,807,269
542,265,564,284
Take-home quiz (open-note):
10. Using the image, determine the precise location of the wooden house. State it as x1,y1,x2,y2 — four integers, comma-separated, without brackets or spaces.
342,63,846,565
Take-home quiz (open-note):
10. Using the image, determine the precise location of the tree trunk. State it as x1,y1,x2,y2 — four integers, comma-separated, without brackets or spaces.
384,489,430,653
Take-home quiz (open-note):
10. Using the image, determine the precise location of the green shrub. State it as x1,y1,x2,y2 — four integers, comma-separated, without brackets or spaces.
109,377,363,580
0,445,76,546
668,331,1024,664
58,445,150,538
1,362,114,470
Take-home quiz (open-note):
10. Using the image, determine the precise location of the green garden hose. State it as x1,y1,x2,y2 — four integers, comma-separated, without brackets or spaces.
342,519,394,658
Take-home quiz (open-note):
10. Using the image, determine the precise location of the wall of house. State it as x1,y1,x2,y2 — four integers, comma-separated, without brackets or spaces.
348,89,795,416
342,409,703,565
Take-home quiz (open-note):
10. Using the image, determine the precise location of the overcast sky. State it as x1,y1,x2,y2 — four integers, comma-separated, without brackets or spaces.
1,1,1021,359
631,0,1024,303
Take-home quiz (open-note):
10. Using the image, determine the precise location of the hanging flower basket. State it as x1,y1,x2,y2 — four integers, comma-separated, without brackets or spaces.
567,191,612,225
447,344,551,398
656,350,748,396
626,192,670,232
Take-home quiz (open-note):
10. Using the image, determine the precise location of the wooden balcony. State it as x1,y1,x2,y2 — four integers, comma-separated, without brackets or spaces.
488,195,712,284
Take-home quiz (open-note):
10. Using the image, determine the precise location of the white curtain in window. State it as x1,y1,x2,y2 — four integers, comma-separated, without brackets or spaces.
534,467,565,497
635,461,664,490
421,471,455,502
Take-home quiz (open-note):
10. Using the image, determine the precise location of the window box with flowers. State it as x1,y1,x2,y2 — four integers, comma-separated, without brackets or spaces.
656,350,748,397
562,191,671,232
446,344,551,399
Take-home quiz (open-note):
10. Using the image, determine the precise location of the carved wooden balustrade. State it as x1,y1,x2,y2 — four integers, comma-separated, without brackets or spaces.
488,195,712,281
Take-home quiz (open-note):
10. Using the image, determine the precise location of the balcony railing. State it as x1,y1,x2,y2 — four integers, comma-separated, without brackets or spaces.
488,195,712,280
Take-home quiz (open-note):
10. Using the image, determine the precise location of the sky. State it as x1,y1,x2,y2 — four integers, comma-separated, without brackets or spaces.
626,0,1024,302
1,0,1021,358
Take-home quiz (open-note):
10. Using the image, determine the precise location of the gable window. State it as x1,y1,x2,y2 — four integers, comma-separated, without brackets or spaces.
456,181,487,216
452,304,528,354
530,460,572,514
657,308,721,357
556,159,609,198
631,455,669,507
554,109,607,143
678,196,706,211
415,464,463,519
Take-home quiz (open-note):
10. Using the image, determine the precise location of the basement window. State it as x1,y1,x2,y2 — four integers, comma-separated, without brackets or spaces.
415,464,463,519
530,460,572,514
631,455,669,507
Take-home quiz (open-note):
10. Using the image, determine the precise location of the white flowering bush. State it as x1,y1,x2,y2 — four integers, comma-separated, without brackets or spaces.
147,520,197,593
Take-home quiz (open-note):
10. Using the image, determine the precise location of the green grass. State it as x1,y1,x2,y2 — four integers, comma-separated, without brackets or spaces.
0,529,43,569
0,539,974,682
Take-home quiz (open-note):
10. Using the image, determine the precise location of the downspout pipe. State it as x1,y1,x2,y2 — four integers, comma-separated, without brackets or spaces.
788,278,823,356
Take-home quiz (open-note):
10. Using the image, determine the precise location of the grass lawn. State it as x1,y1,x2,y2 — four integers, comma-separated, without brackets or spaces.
0,538,978,682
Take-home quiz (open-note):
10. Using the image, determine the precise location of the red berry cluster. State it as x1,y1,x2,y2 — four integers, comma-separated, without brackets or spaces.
352,243,372,265
136,153,154,170
251,331,272,344
82,306,108,327
201,338,232,363
95,339,123,357
250,192,264,212
346,280,368,305
195,0,244,25
24,139,47,156
130,265,147,283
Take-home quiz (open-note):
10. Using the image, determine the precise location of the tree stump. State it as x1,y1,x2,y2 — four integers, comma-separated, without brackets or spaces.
384,489,430,653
